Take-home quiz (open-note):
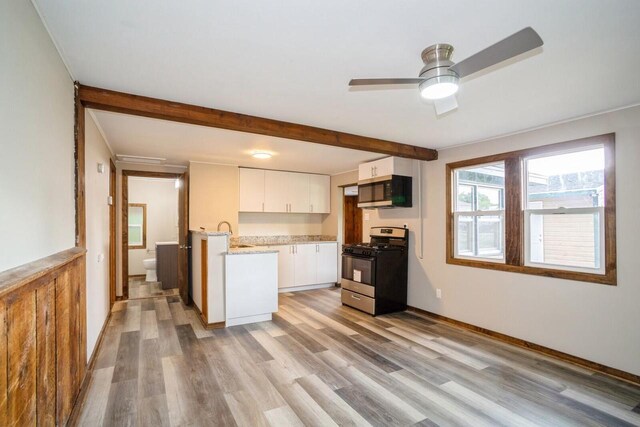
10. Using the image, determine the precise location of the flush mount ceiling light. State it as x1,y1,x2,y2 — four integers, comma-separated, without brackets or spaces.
251,152,272,159
349,27,543,115
116,154,166,165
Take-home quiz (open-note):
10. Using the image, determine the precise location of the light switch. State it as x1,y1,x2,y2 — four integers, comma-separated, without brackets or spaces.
364,212,370,221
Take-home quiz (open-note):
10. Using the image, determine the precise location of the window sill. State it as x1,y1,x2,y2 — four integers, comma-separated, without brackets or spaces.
446,256,616,286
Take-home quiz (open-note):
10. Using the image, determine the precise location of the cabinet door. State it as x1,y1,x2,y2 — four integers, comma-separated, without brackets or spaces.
358,162,374,181
293,244,317,286
373,157,394,177
316,243,338,284
272,245,295,289
309,174,330,213
288,172,310,213
239,168,265,212
264,170,290,212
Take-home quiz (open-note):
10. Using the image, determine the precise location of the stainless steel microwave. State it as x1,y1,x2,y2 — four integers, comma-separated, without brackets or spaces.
357,175,412,208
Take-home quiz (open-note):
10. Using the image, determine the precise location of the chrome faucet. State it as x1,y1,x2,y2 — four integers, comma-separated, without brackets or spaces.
217,221,233,234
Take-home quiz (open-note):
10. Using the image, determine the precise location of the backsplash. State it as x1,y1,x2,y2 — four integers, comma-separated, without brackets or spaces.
232,235,337,246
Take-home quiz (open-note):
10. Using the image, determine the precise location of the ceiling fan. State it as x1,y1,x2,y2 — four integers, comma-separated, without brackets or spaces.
349,27,543,115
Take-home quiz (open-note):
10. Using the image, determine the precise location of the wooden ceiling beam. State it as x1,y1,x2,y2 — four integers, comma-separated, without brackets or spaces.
77,84,438,161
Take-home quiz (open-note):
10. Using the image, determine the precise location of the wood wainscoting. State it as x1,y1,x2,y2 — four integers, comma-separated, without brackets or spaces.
0,248,87,426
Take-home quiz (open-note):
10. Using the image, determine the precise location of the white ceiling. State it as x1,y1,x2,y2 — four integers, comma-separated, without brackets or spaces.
34,0,640,168
91,110,379,174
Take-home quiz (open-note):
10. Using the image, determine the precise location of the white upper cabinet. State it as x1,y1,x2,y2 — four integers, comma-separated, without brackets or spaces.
358,156,413,181
264,170,291,213
240,168,330,213
309,174,330,213
239,168,265,212
288,172,310,213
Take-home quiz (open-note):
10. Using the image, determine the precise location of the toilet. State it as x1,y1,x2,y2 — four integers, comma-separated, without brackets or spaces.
142,258,157,282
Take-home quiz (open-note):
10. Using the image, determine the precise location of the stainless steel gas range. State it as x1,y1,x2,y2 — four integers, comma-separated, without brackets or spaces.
340,226,408,316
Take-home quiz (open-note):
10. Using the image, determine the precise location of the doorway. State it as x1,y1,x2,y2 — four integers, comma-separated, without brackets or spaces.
343,185,363,245
120,170,189,302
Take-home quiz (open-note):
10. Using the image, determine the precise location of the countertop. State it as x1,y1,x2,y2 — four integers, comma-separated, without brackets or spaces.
226,246,279,255
191,230,231,237
252,241,338,247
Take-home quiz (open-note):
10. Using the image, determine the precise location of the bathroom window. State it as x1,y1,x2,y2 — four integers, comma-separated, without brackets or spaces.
128,204,147,249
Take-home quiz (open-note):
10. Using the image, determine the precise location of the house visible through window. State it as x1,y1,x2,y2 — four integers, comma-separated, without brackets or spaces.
446,134,616,285
453,162,505,261
524,146,605,273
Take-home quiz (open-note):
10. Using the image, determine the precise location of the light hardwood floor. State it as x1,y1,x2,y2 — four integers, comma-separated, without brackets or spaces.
129,277,179,300
75,288,640,426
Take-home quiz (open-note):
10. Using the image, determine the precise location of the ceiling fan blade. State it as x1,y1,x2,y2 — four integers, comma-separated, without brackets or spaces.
349,78,425,86
434,96,458,116
449,27,543,78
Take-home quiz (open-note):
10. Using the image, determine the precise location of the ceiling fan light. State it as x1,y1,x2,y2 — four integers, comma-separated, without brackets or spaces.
419,75,459,100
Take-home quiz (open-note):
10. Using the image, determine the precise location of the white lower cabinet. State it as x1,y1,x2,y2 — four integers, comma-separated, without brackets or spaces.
316,243,338,284
270,242,338,290
272,245,295,289
293,244,317,286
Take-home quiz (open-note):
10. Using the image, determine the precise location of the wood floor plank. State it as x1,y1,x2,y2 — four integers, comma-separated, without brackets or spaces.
77,367,114,426
264,405,305,427
103,378,138,427
111,331,140,383
123,304,141,332
296,374,372,427
561,388,640,426
140,309,159,340
138,338,165,398
137,394,170,427
269,380,339,427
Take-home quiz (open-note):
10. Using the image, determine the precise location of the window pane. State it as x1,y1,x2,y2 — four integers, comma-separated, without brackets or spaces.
528,212,601,269
456,216,475,256
526,147,604,209
477,186,502,211
478,216,503,257
129,225,142,245
456,215,504,260
456,184,474,212
129,206,144,225
455,163,505,212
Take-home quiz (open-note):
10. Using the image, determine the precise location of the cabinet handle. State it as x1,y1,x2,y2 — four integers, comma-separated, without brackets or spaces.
262,202,264,212
310,204,313,213
351,294,361,301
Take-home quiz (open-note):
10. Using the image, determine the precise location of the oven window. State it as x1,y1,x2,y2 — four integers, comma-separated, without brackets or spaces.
342,256,374,285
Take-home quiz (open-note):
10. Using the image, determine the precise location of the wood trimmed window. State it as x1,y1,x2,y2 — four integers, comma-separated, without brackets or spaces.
446,133,616,285
128,203,147,249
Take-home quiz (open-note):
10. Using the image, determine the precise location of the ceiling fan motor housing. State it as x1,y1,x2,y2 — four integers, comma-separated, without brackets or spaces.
419,43,459,82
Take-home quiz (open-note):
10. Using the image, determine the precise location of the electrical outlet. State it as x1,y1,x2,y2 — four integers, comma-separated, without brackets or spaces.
364,212,370,221
97,253,104,263
436,288,442,299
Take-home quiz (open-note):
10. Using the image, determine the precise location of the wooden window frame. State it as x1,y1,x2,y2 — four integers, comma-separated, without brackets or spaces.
127,203,147,250
446,133,616,285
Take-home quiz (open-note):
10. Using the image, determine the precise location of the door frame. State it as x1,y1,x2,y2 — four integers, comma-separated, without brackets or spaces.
109,159,117,306
121,170,185,300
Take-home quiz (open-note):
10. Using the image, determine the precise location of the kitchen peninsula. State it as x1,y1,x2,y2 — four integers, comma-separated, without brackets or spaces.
191,231,279,327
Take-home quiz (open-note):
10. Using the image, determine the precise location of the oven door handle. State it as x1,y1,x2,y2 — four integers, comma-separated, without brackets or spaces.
342,254,376,261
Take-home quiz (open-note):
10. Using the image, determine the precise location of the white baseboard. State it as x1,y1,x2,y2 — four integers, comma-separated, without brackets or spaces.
226,313,272,327
278,283,337,293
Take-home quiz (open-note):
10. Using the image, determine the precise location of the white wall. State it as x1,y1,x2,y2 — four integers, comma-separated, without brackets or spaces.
116,163,185,295
239,212,324,236
84,112,112,359
367,105,640,376
127,178,178,275
0,0,74,272
189,162,239,232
